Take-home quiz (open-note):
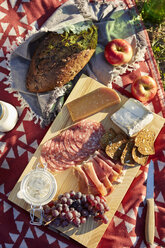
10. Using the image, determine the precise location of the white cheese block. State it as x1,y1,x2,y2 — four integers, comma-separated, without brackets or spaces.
110,98,154,137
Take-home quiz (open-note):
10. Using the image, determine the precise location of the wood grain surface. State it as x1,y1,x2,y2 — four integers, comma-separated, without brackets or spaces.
8,74,165,248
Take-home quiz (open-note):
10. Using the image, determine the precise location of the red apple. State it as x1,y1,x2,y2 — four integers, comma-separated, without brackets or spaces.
131,75,158,103
104,39,133,66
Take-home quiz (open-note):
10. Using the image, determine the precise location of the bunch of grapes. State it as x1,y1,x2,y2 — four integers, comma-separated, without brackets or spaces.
43,191,110,228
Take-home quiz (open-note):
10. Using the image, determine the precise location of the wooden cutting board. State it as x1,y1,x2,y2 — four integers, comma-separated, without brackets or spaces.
8,74,165,248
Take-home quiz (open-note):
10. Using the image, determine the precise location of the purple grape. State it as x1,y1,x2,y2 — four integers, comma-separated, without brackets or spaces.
70,190,76,198
44,191,110,228
95,195,101,203
83,202,89,209
61,197,67,204
71,210,80,218
67,198,73,206
56,203,63,208
96,203,104,211
75,191,82,199
56,203,63,212
52,209,60,218
101,214,109,224
81,194,87,204
58,194,63,200
80,216,86,224
43,204,51,214
87,194,95,202
64,192,70,198
81,209,89,217
89,209,97,217
72,217,81,227
62,204,69,212
60,212,66,220
71,200,80,209
87,204,93,211
51,205,56,211
66,211,73,221
76,205,83,213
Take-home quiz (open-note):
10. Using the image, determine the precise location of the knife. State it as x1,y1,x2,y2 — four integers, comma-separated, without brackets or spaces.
145,159,155,245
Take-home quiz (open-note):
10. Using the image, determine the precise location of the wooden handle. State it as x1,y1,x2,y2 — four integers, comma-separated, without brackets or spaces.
145,198,155,245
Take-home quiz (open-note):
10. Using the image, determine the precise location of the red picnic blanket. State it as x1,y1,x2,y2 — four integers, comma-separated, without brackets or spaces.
0,0,165,248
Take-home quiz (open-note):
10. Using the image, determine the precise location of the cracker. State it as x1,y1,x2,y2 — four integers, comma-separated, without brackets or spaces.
100,128,116,149
137,145,155,156
132,146,149,166
121,139,137,166
105,133,128,160
135,129,155,155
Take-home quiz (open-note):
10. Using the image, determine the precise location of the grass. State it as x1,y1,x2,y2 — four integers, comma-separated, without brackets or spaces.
135,0,165,90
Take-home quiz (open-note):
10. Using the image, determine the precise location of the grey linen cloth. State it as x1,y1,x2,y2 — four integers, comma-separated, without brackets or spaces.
8,0,147,127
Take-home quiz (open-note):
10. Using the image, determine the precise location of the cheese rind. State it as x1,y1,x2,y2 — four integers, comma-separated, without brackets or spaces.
110,98,154,137
67,87,121,122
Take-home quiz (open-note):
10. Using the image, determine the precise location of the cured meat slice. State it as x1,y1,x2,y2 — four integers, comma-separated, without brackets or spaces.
58,131,78,163
50,138,75,166
96,150,123,174
41,140,74,172
40,120,105,172
64,129,78,156
51,136,61,157
40,152,64,172
41,139,52,156
63,129,89,162
82,122,105,152
41,139,57,169
46,154,72,171
82,161,107,196
91,159,114,195
74,166,100,195
93,156,119,183
72,120,93,149
72,120,104,153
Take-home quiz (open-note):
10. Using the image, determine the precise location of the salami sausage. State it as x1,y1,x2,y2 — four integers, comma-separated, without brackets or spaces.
40,120,105,172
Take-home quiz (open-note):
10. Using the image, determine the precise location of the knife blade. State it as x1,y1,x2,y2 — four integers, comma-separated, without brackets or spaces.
145,159,155,245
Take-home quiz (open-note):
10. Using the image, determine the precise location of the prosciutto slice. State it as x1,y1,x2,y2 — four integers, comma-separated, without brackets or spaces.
82,161,107,196
95,150,123,174
93,156,119,183
92,159,114,195
74,165,101,195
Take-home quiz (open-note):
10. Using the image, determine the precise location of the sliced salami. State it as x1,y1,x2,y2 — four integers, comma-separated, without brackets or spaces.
63,129,77,156
41,139,52,156
73,120,104,153
82,124,104,152
63,129,89,162
58,131,74,161
50,137,75,165
40,120,105,172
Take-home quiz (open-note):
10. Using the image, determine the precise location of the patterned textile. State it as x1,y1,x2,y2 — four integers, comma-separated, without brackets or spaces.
0,0,164,248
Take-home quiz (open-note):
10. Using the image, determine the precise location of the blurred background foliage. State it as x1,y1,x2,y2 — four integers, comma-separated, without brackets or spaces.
135,0,165,90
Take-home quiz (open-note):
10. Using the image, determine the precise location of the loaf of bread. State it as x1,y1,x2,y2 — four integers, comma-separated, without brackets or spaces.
26,25,98,93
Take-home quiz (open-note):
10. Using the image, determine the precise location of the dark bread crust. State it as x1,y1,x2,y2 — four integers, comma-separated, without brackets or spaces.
26,26,97,93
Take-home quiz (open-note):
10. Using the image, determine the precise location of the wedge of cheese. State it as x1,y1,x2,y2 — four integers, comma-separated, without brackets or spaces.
67,87,121,122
